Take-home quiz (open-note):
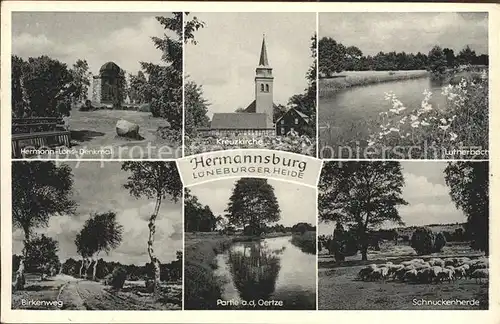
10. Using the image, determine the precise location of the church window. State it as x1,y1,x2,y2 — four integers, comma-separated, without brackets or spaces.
295,118,299,125
281,119,284,125
261,84,264,92
281,127,285,135
266,84,269,92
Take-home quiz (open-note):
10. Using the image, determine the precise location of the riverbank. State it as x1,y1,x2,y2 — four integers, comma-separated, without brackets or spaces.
319,70,429,96
184,232,289,309
291,231,316,254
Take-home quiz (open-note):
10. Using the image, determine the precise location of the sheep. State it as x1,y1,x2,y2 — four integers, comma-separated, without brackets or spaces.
454,266,467,280
429,258,445,267
401,261,414,267
358,266,375,281
417,268,434,284
444,258,455,266
368,268,384,281
403,269,418,283
414,262,431,270
388,264,405,278
410,258,425,264
437,268,454,283
470,269,488,284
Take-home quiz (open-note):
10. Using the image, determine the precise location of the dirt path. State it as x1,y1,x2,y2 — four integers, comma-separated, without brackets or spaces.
59,280,155,310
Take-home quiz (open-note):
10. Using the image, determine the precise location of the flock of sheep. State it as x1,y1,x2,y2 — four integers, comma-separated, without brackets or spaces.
357,257,489,284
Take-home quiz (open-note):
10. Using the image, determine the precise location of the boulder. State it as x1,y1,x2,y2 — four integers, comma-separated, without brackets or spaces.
116,119,140,138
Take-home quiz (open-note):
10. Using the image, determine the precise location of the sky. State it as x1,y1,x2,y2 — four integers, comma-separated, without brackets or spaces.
319,12,488,56
188,178,316,227
319,161,467,235
185,12,315,119
12,162,182,265
11,12,174,78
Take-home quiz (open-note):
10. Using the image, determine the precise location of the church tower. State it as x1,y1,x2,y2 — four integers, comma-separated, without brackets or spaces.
255,35,274,128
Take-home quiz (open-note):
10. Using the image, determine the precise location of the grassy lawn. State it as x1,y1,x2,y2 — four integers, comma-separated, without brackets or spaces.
319,266,488,310
18,109,178,159
318,241,488,310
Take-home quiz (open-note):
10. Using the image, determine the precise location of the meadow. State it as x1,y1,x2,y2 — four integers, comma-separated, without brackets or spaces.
318,241,488,310
319,70,429,96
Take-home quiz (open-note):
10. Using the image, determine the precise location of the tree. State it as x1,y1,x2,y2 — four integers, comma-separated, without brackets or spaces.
71,59,92,103
129,71,148,104
75,230,93,278
457,45,477,66
427,46,447,76
12,55,26,117
443,48,456,68
287,33,317,138
112,68,127,108
319,37,346,76
225,178,281,235
24,234,60,278
20,56,76,117
318,161,408,260
122,162,182,298
140,13,203,141
12,162,76,289
78,211,123,280
184,80,210,136
444,162,489,254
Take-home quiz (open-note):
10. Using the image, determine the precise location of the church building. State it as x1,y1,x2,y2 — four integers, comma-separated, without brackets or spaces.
198,36,277,137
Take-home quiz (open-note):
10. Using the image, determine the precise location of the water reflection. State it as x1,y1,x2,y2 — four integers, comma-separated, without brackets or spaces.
228,241,281,301
215,236,316,310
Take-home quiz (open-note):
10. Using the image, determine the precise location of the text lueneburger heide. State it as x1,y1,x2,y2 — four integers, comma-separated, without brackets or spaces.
190,153,307,180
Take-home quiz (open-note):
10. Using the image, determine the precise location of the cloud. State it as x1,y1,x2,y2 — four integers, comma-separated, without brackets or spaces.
188,177,316,227
12,15,168,76
319,161,466,234
12,162,182,265
319,12,488,55
185,12,315,118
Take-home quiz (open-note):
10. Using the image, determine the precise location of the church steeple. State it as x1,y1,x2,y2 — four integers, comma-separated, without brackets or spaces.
259,35,269,66
255,34,274,128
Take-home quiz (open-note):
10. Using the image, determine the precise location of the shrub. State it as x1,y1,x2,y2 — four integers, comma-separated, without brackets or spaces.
366,70,488,159
410,227,447,255
185,130,315,156
434,232,447,252
329,225,358,262
184,261,222,310
109,266,127,290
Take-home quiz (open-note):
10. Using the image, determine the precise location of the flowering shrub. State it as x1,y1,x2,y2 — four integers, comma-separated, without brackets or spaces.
185,130,316,156
367,70,488,159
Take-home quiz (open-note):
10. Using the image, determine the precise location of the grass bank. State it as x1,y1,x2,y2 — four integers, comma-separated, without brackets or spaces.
291,231,316,254
319,70,429,96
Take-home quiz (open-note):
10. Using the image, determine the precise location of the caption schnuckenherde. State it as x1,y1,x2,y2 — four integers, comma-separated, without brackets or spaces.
189,153,308,179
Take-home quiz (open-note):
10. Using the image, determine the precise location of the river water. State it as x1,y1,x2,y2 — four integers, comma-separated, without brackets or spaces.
319,76,449,151
214,236,316,310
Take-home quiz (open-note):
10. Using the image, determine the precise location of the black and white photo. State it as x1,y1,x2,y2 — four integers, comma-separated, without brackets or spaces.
11,161,183,310
11,12,184,159
318,12,489,159
317,161,489,310
184,12,317,156
184,178,317,310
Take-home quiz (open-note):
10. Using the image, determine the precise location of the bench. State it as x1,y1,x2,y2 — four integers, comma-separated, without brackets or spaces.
12,117,71,158
12,130,71,158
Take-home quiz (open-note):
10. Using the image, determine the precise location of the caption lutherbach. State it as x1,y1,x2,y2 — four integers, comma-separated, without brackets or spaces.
190,153,307,180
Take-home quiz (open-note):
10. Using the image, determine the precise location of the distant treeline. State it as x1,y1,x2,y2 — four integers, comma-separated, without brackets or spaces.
319,37,489,76
12,252,182,282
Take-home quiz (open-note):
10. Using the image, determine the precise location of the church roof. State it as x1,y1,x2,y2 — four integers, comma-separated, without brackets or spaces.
211,113,272,129
259,36,269,66
243,100,279,113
